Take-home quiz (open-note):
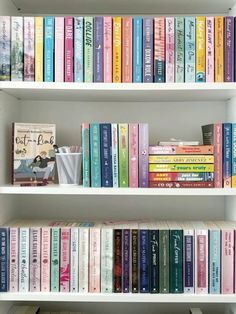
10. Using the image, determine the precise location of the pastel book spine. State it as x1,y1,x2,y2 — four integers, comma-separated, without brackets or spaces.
11,16,23,81
19,228,29,292
170,229,183,293
70,227,79,292
209,229,221,294
84,16,93,82
79,228,89,293
74,17,83,82
206,17,214,82
0,16,10,81
133,17,143,82
149,155,214,164
123,229,130,292
183,229,194,293
159,230,169,293
44,17,54,82
101,228,113,293
129,123,139,187
224,16,234,82
24,17,35,81
82,123,90,187
94,17,103,82
215,17,224,82
196,17,205,82
195,229,208,294
113,229,122,292
139,123,149,187
30,227,41,292
232,123,236,187
175,17,184,82
185,17,195,82
0,228,8,292
50,227,60,292
112,123,119,188
113,17,122,82
154,17,165,82
41,227,50,292
89,228,101,293
149,181,214,188
60,228,70,292
143,18,154,82
149,145,214,155
223,123,232,188
9,228,18,292
165,17,175,83
55,17,64,82
149,230,159,293
90,123,101,187
65,16,73,82
132,229,139,293
100,123,112,187
139,229,149,292
118,123,129,187
149,172,214,182
149,164,214,173
35,17,44,82
122,17,133,82
103,17,112,82
221,229,234,293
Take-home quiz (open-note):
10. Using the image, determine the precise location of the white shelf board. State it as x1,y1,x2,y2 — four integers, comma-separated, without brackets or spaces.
1,82,236,102
11,0,236,14
0,185,235,195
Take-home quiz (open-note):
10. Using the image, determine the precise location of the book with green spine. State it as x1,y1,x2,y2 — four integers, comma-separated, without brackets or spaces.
50,227,60,292
118,124,128,187
158,222,169,293
90,123,101,187
175,17,184,82
84,17,93,82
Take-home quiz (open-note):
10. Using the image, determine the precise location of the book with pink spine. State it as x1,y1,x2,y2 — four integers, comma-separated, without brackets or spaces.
24,17,34,81
55,17,64,82
89,225,101,292
165,17,175,83
9,228,19,292
122,17,132,82
103,17,112,82
206,17,214,82
30,227,41,292
41,227,51,292
60,227,70,292
129,123,139,187
64,17,73,82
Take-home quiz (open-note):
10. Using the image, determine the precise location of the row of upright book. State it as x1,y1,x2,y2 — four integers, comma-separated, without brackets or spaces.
1,219,236,294
0,15,235,83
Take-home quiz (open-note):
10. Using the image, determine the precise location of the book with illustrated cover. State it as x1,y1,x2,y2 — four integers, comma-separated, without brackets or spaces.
0,16,10,81
11,16,23,81
24,17,34,81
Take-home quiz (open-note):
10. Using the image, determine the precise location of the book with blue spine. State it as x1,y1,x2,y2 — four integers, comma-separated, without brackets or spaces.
139,226,149,293
94,17,103,82
74,17,83,82
90,123,101,187
185,17,195,82
232,123,236,187
44,17,54,82
223,123,232,187
82,123,90,187
100,123,112,187
0,228,8,292
133,17,143,82
111,123,119,187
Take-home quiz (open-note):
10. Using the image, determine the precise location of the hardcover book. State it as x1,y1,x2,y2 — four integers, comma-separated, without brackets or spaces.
185,17,195,82
35,17,44,82
122,17,132,83
215,16,224,82
118,123,129,187
11,16,23,81
103,17,112,82
65,17,73,82
24,17,34,81
224,16,234,82
133,17,143,82
143,18,153,82
113,17,122,83
175,17,184,82
154,17,165,82
55,17,64,82
196,17,205,82
165,17,175,83
84,17,93,82
0,16,10,81
44,17,54,82
206,17,214,82
74,17,83,82
94,17,103,82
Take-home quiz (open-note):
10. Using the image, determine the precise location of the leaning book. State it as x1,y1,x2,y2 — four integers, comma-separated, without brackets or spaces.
12,123,56,185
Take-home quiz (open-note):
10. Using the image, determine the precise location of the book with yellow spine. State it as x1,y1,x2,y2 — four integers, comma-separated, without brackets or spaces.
113,17,121,83
149,155,214,164
196,17,205,82
35,17,43,81
149,164,214,172
214,16,224,82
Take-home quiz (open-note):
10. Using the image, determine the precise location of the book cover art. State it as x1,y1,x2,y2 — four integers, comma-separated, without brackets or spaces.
0,228,9,292
9,228,18,292
0,16,10,81
206,17,214,82
118,123,129,187
90,123,101,187
139,123,149,187
175,17,184,82
123,229,130,292
60,228,70,292
196,17,205,82
122,17,132,83
84,16,93,82
113,229,122,292
100,123,112,187
35,17,44,82
94,17,103,82
50,227,60,292
103,17,112,83
24,17,34,81
41,227,50,292
82,123,90,187
133,17,143,82
143,18,153,82
44,17,54,82
70,227,79,292
132,229,139,293
165,17,175,83
223,123,232,187
129,123,139,187
74,17,83,82
79,228,89,293
111,124,119,188
19,228,29,292
149,229,159,293
101,228,113,293
89,227,101,293
11,16,23,81
215,17,224,82
65,16,73,82
154,17,165,82
224,16,234,82
55,17,64,82
113,17,122,83
185,17,195,82
30,227,41,292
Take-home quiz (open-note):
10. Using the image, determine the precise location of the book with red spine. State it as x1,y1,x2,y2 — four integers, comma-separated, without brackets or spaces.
60,227,70,292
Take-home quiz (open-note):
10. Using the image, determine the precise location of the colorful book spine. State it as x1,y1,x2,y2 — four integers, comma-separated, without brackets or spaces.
118,123,129,187
196,17,205,82
185,17,195,82
0,16,10,81
129,123,139,187
149,164,214,172
131,229,139,293
143,18,153,82
50,227,60,292
103,17,112,83
223,123,232,188
221,229,234,293
149,155,214,164
24,17,34,81
44,17,54,82
9,228,18,292
30,227,41,292
70,227,79,292
183,229,194,293
169,229,183,293
159,229,169,293
19,228,29,292
89,228,101,292
111,124,119,188
165,17,175,83
149,172,214,182
82,123,90,187
94,17,103,82
74,17,83,82
79,228,89,293
195,229,208,294
11,16,23,81
139,123,149,187
123,229,130,292
122,17,132,83
209,229,221,294
65,16,73,82
84,16,93,82
149,145,214,155
41,227,50,292
133,17,143,82
0,228,8,292
113,17,122,83
113,229,122,292
100,123,112,187
215,16,224,82
55,17,64,82
232,123,236,187
149,181,214,188
60,228,70,292
139,229,149,292
206,17,214,82
175,17,184,82
154,17,165,82
35,17,44,82
101,228,113,293
90,123,101,187
235,17,236,82
149,230,159,293
224,16,234,82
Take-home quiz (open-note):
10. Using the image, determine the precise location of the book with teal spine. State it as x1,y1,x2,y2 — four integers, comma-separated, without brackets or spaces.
44,17,54,82
84,17,93,82
82,123,90,187
90,123,101,187
50,227,60,292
